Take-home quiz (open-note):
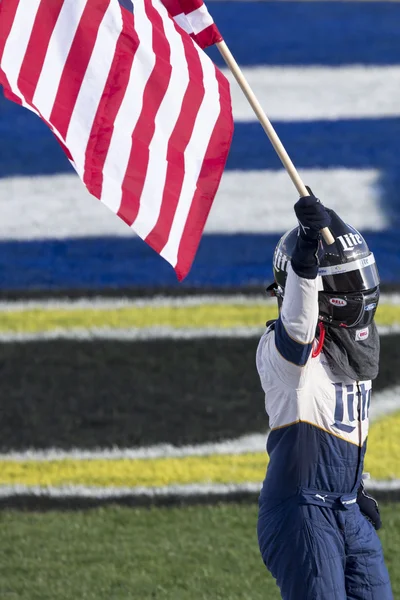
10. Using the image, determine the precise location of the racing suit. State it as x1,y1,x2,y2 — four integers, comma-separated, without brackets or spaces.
256,264,393,600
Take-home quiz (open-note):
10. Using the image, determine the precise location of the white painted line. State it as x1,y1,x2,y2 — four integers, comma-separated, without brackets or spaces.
0,323,398,343
0,432,268,462
0,294,271,311
212,169,387,233
374,325,400,336
0,169,388,239
0,479,397,499
224,66,400,122
369,385,400,421
365,480,400,492
376,294,400,305
0,174,128,240
1,385,398,462
0,293,398,312
0,483,262,498
0,326,265,342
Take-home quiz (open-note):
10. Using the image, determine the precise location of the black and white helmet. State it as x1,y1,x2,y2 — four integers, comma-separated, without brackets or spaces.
271,211,380,328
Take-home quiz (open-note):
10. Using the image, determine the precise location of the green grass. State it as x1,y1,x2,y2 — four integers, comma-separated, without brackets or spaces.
0,503,399,600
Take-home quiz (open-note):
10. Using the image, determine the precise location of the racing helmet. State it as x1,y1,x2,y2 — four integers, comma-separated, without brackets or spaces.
271,210,380,328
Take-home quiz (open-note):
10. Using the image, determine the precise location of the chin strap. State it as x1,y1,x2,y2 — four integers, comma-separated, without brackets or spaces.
312,322,326,358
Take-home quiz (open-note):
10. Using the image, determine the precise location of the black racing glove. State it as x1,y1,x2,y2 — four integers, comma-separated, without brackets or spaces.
294,190,331,240
291,189,331,279
357,481,382,530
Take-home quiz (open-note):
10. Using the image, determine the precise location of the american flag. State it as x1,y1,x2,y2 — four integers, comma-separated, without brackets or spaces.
0,0,233,280
161,0,222,49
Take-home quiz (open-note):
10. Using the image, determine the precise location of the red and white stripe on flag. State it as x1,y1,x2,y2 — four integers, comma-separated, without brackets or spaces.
161,0,222,49
0,0,233,280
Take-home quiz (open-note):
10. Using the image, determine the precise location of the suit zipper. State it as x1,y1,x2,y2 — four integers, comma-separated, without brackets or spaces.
355,381,363,489
356,381,362,447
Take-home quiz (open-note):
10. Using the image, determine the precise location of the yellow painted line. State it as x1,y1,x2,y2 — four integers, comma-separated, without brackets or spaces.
0,303,398,333
365,411,400,480
0,304,276,333
375,304,400,325
0,453,268,487
0,412,398,487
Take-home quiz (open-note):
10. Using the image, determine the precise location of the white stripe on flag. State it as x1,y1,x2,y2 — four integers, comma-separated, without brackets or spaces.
1,0,42,111
224,66,400,122
33,0,88,122
132,0,189,239
185,6,214,35
100,0,155,214
161,45,220,266
65,2,123,178
173,13,192,35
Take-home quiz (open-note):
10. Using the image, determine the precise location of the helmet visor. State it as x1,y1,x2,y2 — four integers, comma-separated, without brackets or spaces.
319,253,380,293
319,287,380,328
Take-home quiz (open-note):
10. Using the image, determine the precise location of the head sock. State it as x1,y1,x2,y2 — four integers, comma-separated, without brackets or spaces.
322,322,380,381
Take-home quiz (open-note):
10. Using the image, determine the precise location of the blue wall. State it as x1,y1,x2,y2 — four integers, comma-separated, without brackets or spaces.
1,2,399,291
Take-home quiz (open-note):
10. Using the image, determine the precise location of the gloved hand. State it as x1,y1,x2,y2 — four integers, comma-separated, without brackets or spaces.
357,481,382,530
294,189,331,240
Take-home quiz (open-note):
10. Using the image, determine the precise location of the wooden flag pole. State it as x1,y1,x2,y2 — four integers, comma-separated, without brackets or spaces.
216,40,335,245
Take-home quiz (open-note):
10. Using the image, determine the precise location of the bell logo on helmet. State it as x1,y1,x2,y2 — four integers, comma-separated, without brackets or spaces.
329,298,347,307
338,233,363,252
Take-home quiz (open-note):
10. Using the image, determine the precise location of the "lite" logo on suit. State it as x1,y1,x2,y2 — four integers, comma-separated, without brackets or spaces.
333,382,371,433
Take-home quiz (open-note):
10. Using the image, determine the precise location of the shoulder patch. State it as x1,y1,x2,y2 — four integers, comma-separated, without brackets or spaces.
355,327,369,342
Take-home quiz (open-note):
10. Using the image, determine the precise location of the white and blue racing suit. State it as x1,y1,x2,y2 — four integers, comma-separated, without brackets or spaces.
256,264,393,600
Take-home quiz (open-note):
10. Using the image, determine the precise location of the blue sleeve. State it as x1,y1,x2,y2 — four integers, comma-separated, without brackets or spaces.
274,317,313,366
